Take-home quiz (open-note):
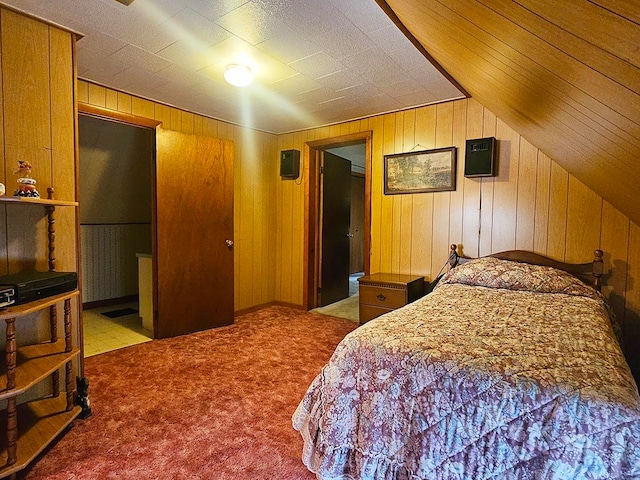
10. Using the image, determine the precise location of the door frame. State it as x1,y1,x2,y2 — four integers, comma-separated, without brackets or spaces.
77,103,161,337
303,131,372,310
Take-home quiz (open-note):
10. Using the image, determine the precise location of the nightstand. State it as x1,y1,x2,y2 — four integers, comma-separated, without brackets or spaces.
358,273,425,324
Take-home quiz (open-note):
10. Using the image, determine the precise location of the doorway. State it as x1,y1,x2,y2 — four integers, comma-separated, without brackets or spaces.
78,105,236,351
78,114,155,356
304,131,372,318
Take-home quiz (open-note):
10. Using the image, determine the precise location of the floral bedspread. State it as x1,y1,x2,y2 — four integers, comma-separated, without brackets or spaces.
293,258,640,479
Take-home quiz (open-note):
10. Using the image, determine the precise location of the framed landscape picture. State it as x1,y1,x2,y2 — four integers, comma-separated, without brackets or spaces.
384,147,457,194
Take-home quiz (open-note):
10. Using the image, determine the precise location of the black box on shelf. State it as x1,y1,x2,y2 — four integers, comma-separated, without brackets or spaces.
0,271,77,305
0,286,15,308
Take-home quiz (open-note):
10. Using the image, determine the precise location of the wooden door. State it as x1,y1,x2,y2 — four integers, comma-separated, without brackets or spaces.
155,129,234,338
319,152,351,306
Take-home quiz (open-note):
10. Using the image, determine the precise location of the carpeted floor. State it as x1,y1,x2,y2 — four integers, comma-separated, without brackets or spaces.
22,306,357,480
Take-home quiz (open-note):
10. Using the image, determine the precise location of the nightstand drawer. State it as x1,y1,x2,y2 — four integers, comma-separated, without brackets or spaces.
359,304,393,323
357,273,425,325
360,285,406,308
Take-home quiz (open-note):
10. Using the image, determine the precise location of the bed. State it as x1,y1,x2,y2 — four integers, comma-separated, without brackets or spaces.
293,246,640,479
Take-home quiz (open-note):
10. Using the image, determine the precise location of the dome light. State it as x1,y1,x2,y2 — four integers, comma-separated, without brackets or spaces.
224,64,253,87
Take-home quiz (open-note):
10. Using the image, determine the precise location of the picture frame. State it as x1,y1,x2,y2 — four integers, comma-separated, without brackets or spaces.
384,147,457,194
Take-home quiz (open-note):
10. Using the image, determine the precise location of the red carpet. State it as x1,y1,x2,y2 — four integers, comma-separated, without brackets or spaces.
22,306,357,479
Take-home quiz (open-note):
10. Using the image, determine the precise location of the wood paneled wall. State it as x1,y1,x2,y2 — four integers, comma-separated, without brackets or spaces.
0,8,79,358
76,76,640,376
1,9,77,274
16,4,639,377
76,80,279,312
276,97,640,377
383,0,640,226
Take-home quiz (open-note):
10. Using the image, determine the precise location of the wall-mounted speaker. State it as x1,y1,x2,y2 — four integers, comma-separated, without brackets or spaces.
464,137,496,177
280,149,300,179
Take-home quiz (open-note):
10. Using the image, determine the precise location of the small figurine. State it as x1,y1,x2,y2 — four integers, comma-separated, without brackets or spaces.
75,376,92,419
14,160,40,198
0,183,5,196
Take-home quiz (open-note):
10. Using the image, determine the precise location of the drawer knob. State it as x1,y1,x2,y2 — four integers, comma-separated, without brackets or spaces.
377,293,386,301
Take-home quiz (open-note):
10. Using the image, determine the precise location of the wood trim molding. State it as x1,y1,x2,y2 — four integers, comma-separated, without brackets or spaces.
307,132,371,149
78,103,161,129
272,301,306,310
72,31,86,376
303,131,373,310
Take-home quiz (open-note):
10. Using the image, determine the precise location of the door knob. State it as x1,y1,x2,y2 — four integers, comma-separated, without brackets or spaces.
225,239,234,249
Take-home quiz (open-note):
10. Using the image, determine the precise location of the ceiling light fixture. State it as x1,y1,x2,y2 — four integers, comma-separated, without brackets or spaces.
224,64,253,87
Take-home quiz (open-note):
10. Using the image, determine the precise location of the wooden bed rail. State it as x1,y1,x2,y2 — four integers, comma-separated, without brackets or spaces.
450,244,604,291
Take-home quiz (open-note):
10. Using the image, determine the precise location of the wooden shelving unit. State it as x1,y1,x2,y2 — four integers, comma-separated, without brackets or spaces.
0,197,78,207
0,396,80,477
0,338,80,400
0,197,81,479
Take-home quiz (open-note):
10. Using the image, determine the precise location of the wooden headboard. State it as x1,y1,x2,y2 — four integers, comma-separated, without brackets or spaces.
448,244,604,291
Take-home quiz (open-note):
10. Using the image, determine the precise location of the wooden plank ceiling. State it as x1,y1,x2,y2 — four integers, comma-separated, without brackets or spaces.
380,0,640,225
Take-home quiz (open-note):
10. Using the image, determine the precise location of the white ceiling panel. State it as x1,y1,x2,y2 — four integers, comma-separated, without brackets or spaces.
108,14,181,53
394,90,443,109
161,7,229,48
76,50,128,77
380,79,426,99
185,0,250,22
84,67,135,91
73,29,128,57
369,26,428,73
288,53,345,81
59,0,130,33
256,29,322,65
267,73,320,96
110,44,174,73
327,0,390,34
215,2,292,46
343,46,395,77
115,0,183,25
156,40,219,70
157,64,210,89
4,0,465,133
317,69,366,92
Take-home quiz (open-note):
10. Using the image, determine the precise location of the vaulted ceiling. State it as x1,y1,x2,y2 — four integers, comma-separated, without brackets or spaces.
379,0,640,225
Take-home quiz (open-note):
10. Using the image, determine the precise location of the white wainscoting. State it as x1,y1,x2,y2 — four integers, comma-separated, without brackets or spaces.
81,224,152,303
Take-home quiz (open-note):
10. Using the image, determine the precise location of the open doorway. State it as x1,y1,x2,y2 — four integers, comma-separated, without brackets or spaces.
326,143,366,298
304,131,372,322
78,114,155,356
78,105,235,344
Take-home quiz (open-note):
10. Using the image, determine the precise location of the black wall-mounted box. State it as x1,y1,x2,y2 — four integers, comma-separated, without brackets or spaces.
464,137,496,177
0,271,77,306
280,149,300,179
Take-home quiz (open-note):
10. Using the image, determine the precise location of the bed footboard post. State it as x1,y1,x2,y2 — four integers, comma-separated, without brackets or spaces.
593,249,603,291
449,244,459,268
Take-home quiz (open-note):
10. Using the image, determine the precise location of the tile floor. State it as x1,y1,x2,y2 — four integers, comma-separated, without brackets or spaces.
83,301,152,357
